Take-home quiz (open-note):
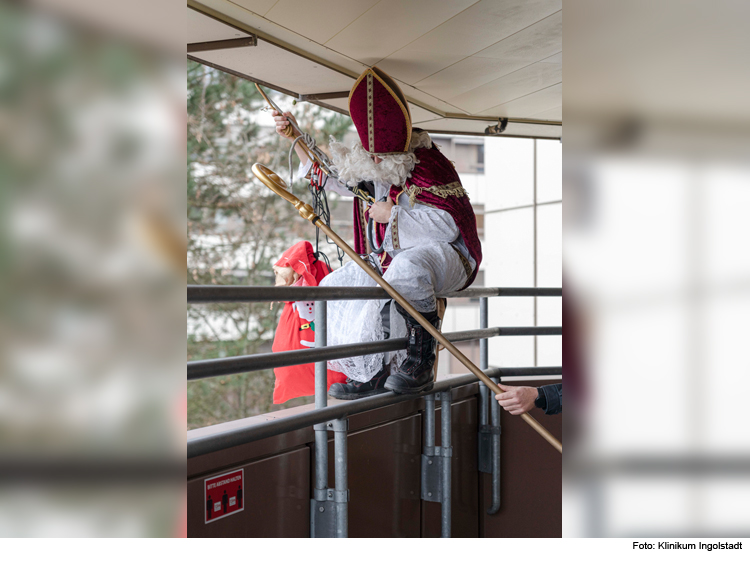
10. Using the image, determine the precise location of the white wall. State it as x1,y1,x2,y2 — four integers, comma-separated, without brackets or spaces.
441,136,562,373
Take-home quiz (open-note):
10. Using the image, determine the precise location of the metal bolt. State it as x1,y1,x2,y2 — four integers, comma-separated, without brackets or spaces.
319,507,325,512
428,492,432,497
428,460,433,465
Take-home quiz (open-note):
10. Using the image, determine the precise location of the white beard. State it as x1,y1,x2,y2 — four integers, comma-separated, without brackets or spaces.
328,130,432,187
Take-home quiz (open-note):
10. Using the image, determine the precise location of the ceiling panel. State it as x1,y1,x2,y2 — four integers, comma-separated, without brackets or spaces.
448,60,562,114
410,105,444,124
398,0,558,59
265,0,380,44
415,11,561,100
529,106,561,121
202,0,370,75
227,0,280,16
318,97,348,113
194,41,355,95
324,0,477,66
187,1,562,137
415,57,522,102
540,51,562,64
188,7,250,43
396,79,470,116
475,9,561,59
376,50,465,86
481,82,561,118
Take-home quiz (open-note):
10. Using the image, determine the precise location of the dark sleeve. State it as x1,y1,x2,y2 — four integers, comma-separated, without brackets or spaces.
539,383,562,415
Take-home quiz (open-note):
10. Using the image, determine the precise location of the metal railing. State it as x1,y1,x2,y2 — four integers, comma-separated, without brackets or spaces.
187,284,562,537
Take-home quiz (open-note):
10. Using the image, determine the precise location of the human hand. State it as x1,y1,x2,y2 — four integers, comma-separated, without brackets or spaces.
494,383,538,415
368,196,394,224
272,110,296,140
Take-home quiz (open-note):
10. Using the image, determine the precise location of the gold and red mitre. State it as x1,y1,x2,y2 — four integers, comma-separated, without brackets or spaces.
348,67,412,155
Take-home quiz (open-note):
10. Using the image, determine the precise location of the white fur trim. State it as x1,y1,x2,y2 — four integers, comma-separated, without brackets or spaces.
330,137,418,187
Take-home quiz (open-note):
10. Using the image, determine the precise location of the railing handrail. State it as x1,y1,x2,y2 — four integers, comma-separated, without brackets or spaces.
188,326,562,380
186,284,564,460
187,285,562,303
187,366,562,459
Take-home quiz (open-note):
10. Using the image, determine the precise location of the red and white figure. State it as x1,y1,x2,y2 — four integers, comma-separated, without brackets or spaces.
271,241,346,403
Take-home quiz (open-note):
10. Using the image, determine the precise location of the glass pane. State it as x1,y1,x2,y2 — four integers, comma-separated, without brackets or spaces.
537,203,562,287
488,335,534,368
487,297,534,368
485,137,534,210
483,207,534,286
537,297,562,366
536,139,562,203
537,335,562,366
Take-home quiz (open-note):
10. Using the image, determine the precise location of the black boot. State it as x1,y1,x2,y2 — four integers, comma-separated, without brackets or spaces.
328,364,389,400
385,304,440,395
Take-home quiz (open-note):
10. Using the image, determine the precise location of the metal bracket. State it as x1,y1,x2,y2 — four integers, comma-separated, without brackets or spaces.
327,419,349,432
478,425,501,474
310,498,337,538
313,419,349,433
421,454,442,502
424,446,453,458
421,447,453,502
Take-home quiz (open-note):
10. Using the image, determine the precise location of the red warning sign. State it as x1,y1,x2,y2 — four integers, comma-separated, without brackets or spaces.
204,468,244,524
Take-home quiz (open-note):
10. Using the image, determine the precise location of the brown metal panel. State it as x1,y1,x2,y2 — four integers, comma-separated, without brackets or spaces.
342,381,478,435
188,447,310,537
187,427,311,479
421,398,480,538
481,379,562,537
332,415,423,538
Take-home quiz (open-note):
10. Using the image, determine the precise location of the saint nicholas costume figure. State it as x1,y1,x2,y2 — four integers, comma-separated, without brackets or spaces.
275,67,482,399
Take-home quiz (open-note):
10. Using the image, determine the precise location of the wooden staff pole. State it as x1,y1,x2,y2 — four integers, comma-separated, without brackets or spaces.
255,84,316,167
252,163,562,454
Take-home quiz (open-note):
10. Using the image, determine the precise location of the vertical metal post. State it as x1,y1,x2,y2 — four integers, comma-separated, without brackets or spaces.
440,389,452,538
421,394,438,504
314,302,328,497
479,297,489,426
425,393,435,449
480,297,489,370
311,301,331,537
488,377,501,514
333,419,349,538
315,300,327,409
478,297,491,474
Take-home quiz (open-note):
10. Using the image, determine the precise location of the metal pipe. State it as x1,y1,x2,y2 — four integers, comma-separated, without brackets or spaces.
187,327,562,380
315,301,327,410
187,368,562,459
189,337,406,380
334,420,348,538
313,301,328,497
487,377,501,515
425,394,435,449
442,287,562,298
441,390,452,538
478,297,489,427
187,285,562,303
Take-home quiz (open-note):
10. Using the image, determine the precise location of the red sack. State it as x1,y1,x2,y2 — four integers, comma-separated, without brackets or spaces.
271,242,347,404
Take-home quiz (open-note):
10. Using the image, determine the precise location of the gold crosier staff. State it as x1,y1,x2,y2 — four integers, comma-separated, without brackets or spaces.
252,163,563,454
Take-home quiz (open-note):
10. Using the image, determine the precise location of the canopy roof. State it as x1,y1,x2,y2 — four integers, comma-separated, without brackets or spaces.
188,0,562,139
